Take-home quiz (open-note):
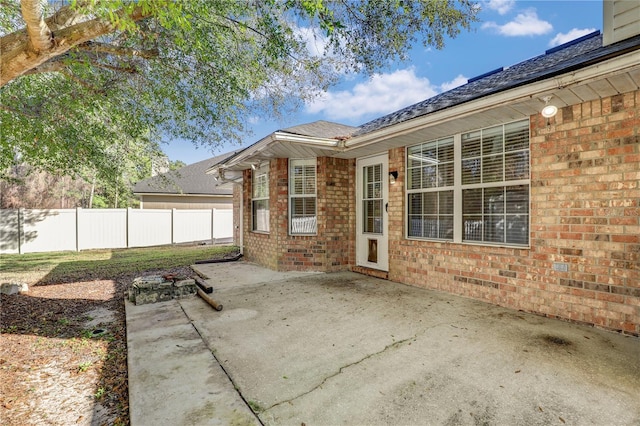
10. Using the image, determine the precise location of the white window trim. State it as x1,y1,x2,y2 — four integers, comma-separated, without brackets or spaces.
406,136,455,241
405,119,531,248
289,158,317,236
252,162,270,233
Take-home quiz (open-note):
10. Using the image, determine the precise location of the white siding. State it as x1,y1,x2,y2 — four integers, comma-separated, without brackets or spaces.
604,0,640,46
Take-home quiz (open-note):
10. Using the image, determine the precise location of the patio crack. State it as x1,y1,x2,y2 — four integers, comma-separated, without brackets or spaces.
181,304,266,426
264,334,417,412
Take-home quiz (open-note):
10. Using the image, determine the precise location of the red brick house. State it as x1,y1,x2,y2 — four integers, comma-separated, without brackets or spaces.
210,2,640,335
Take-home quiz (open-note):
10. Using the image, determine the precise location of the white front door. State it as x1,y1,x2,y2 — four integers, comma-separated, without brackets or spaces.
356,153,389,271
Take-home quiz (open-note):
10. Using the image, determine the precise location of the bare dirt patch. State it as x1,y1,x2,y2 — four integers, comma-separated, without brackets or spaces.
0,266,193,426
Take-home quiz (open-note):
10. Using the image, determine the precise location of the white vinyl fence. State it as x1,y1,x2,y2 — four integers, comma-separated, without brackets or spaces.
0,208,233,254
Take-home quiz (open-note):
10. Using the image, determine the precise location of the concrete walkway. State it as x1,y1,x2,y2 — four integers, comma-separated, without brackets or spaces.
126,261,640,425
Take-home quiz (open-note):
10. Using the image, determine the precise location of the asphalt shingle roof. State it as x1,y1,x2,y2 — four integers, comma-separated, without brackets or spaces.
213,120,359,168
356,31,640,135
281,120,358,138
133,151,237,195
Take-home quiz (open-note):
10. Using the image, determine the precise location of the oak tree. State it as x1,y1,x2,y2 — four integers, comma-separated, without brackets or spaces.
1,0,478,179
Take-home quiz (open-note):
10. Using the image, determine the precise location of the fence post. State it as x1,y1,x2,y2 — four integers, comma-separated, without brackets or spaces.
211,208,216,245
76,207,81,251
172,208,176,244
126,207,131,248
17,208,23,254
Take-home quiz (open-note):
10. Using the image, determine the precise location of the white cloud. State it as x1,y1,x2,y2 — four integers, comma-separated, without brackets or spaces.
305,68,436,120
484,0,515,15
440,74,468,92
549,28,597,47
305,68,466,122
482,8,553,36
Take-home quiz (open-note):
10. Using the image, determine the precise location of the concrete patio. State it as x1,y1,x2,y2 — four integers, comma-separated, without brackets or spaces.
126,261,640,425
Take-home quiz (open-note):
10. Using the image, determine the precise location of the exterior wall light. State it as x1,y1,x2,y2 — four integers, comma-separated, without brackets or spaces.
389,171,398,184
541,96,558,118
541,104,558,118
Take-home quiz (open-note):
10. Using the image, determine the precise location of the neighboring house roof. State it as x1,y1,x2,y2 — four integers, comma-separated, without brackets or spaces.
355,31,640,136
134,151,237,196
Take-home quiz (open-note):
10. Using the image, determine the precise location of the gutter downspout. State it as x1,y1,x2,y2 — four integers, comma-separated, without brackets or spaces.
216,169,244,255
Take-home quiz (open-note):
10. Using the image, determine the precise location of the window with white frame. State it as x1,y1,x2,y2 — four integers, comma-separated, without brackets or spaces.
252,163,269,232
407,136,454,239
289,159,317,234
406,119,530,246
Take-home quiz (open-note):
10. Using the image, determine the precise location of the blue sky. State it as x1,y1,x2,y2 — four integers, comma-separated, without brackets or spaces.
163,0,603,165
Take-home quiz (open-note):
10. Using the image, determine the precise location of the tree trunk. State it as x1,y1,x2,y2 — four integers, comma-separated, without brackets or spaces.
89,174,96,209
1,3,150,87
20,0,54,53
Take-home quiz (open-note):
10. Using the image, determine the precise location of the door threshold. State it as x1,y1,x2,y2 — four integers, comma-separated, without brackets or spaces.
351,265,389,280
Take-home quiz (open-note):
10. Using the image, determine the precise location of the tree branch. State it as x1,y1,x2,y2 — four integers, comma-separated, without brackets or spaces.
21,59,67,75
1,5,152,87
1,5,84,54
61,70,105,93
89,61,139,74
77,42,159,59
20,0,54,53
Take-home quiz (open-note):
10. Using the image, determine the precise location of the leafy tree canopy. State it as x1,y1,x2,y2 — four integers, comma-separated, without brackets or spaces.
1,0,478,181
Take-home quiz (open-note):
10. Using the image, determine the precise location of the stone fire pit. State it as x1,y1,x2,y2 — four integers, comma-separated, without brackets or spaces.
128,275,197,305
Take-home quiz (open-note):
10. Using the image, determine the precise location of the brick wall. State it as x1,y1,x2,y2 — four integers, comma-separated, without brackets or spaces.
242,157,355,272
242,162,278,270
318,157,356,271
387,90,639,336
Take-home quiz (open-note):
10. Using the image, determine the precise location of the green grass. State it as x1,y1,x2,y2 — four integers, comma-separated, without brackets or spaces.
0,244,238,284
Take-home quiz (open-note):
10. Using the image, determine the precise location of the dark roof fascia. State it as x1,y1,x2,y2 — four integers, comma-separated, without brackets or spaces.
495,33,640,96
355,32,640,136
208,138,265,170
